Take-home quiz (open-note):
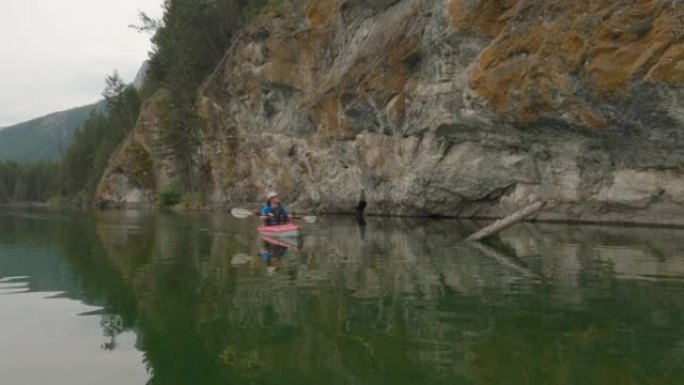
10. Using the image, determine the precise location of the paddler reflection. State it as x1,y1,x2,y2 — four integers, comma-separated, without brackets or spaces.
260,241,286,270
259,236,298,272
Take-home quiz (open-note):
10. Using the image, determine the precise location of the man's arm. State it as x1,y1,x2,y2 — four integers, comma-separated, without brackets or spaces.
260,206,274,222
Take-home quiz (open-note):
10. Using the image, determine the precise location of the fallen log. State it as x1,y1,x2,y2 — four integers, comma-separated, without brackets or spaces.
469,242,535,278
466,201,546,242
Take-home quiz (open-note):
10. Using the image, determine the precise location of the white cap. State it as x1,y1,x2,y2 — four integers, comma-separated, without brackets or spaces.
267,191,279,200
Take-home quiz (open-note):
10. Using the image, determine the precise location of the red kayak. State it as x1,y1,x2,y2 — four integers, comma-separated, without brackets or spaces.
257,223,300,237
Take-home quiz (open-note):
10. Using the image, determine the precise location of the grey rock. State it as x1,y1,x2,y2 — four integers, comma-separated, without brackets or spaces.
97,0,684,226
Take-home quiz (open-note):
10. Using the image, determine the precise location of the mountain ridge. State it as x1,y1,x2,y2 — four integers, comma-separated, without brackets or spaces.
0,60,148,163
0,101,105,163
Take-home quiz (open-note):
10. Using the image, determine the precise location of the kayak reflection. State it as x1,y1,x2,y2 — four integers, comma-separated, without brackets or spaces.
10,210,684,385
259,236,300,272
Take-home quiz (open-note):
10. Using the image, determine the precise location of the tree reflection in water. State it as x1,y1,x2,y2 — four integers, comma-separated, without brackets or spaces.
19,210,684,384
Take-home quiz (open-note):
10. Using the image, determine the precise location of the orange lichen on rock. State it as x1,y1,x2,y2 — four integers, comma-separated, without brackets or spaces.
448,0,521,38
262,39,310,90
455,0,684,128
306,0,340,28
561,34,587,72
567,104,607,129
586,1,675,98
470,18,584,124
310,95,353,140
260,1,342,93
297,0,422,137
646,44,684,85
359,35,420,99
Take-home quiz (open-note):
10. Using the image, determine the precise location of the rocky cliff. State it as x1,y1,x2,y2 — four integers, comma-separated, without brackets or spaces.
97,0,684,225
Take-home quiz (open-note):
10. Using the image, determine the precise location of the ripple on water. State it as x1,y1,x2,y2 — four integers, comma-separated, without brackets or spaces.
0,275,149,385
0,276,30,294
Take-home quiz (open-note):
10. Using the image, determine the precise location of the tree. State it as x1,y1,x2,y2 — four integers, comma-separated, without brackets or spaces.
0,161,59,203
103,72,127,107
0,0,277,205
60,76,142,199
140,0,270,193
129,10,162,34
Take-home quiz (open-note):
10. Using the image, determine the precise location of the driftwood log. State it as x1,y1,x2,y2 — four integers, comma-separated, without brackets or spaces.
466,201,546,242
469,242,534,278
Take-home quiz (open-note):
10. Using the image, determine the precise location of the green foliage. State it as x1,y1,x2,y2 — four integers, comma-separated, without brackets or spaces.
2,0,280,205
144,0,253,96
46,195,68,208
0,161,59,203
60,76,142,198
102,72,128,106
141,0,271,193
260,0,291,17
0,72,139,204
158,184,182,207
180,192,204,210
122,141,155,189
222,175,238,189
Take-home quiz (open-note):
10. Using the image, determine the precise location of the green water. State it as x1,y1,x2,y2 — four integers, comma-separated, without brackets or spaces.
1,209,684,385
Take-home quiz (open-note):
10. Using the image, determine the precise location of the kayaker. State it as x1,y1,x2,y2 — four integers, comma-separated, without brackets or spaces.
260,191,290,226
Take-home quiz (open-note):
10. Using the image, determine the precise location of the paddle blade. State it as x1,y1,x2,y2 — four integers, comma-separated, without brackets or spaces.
230,208,255,219
301,215,317,224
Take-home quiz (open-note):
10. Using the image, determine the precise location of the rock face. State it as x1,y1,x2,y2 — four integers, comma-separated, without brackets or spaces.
98,0,684,225
96,91,178,207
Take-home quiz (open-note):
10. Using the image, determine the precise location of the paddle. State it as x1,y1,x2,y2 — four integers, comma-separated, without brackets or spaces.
230,208,317,224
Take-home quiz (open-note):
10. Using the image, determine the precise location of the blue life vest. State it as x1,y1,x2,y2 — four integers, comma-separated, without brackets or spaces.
261,204,289,226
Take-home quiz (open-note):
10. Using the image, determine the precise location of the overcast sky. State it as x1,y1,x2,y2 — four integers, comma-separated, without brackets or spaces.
0,0,163,127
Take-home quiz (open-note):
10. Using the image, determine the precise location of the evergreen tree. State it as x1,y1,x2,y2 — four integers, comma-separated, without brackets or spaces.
0,161,59,203
60,75,142,198
0,0,274,205
141,0,269,193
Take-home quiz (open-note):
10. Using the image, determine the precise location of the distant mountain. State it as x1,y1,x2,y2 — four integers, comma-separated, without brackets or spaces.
0,61,147,163
0,101,104,163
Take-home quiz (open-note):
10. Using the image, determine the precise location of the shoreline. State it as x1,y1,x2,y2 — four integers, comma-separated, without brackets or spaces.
0,202,50,208
6,202,684,231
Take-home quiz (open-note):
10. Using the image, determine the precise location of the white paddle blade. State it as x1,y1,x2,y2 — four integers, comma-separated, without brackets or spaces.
301,215,317,224
230,208,255,219
230,253,252,265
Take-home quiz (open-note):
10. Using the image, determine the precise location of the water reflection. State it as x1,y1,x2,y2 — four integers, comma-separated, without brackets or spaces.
91,212,684,384
3,209,684,384
0,280,146,385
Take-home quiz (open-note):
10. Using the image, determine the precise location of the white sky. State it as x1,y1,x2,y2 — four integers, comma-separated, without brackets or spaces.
0,0,164,127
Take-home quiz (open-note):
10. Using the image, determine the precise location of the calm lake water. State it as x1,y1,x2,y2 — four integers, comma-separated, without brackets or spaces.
2,208,684,384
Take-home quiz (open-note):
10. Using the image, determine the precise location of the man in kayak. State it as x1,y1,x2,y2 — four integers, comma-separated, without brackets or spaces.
260,191,291,226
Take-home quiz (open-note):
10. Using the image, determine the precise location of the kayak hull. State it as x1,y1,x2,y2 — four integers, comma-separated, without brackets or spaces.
257,224,301,238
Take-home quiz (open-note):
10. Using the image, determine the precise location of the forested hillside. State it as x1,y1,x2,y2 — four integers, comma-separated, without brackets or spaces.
0,162,58,203
0,103,101,162
0,75,139,204
0,0,266,204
